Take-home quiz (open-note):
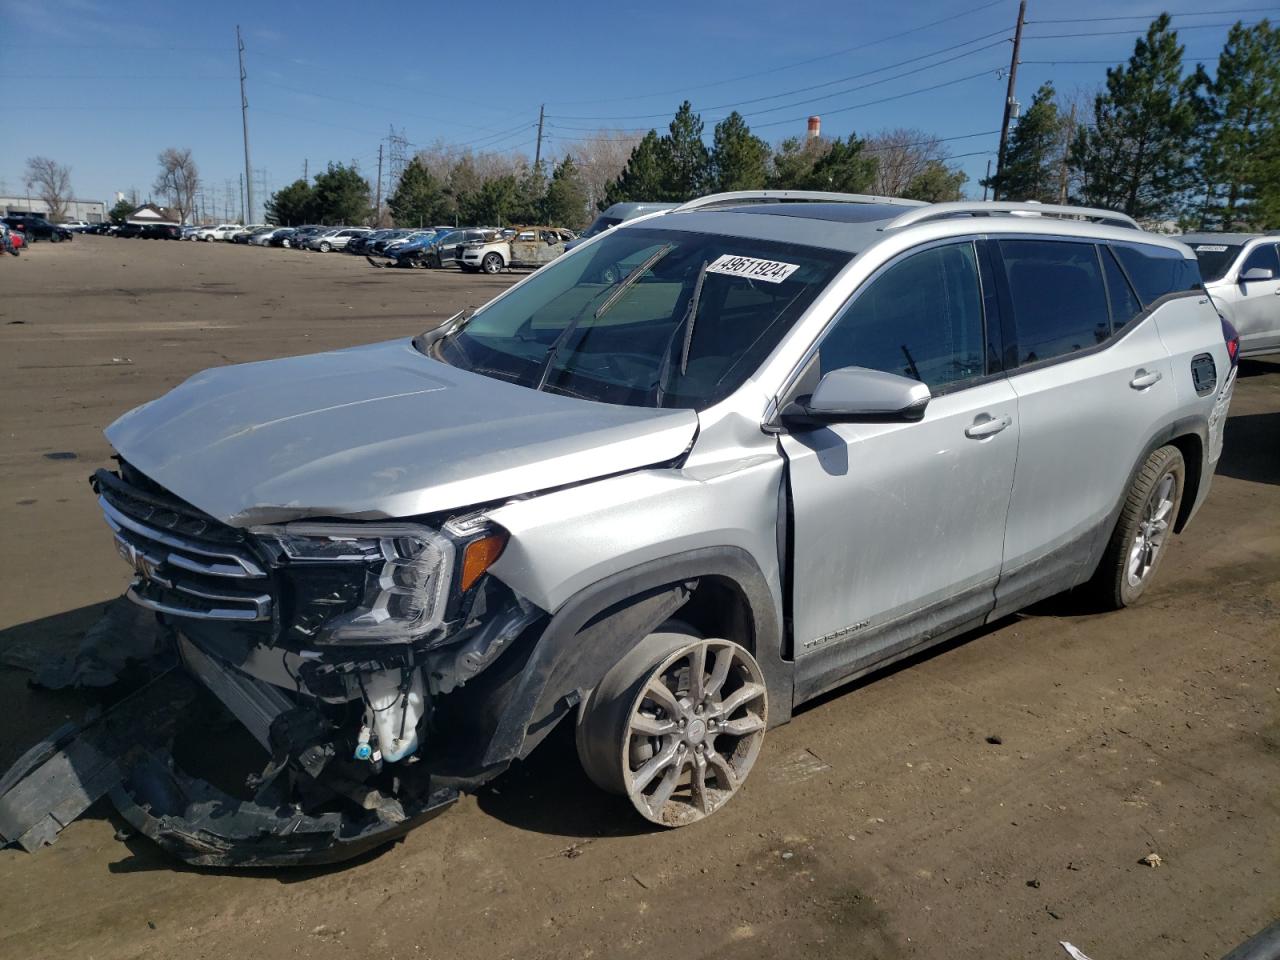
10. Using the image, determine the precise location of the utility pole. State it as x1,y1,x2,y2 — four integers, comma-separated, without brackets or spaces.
239,172,245,224
374,142,384,226
993,0,1026,201
1057,101,1077,204
534,104,545,170
982,159,992,201
303,158,308,181
236,25,254,224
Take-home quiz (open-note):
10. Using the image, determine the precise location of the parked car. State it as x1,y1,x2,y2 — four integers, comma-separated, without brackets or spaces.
564,202,679,252
180,225,202,240
247,227,286,246
2,215,73,242
307,226,371,252
192,224,242,242
459,226,575,273
1183,232,1280,358
1,221,22,256
233,226,271,244
59,220,91,231
346,228,400,255
136,223,182,240
375,227,493,268
267,227,298,248
286,225,326,249
0,193,1238,870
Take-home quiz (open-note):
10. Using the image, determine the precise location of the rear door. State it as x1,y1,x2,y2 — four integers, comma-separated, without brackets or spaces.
783,239,1019,700
1232,242,1280,356
992,238,1177,616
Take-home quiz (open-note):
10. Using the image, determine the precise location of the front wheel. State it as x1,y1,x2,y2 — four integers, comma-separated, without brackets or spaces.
576,628,767,828
481,252,503,274
1092,444,1185,608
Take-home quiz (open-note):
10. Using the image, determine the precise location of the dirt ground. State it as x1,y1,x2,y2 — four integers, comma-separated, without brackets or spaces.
0,236,1276,960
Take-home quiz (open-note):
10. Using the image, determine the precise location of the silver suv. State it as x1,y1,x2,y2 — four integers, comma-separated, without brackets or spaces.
1,193,1237,866
1183,232,1280,358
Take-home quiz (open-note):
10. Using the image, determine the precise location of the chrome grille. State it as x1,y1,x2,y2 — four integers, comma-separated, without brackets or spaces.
95,471,273,623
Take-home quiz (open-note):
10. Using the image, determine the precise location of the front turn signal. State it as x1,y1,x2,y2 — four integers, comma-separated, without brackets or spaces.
460,531,509,591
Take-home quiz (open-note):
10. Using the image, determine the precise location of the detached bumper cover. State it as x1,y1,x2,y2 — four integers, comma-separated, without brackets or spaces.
0,665,458,868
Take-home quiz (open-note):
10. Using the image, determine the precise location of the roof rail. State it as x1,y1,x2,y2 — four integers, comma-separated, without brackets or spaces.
883,201,1140,231
673,190,928,213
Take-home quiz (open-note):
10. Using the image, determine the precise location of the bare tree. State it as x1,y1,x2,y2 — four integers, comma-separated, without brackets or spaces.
24,156,73,221
567,130,645,211
864,129,951,197
153,148,200,223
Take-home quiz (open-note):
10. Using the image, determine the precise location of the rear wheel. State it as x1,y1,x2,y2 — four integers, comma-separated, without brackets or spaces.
1093,444,1185,608
576,626,767,828
319,241,331,253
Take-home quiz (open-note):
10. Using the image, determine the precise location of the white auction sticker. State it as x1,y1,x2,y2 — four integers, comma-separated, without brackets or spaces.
706,254,800,284
1195,244,1228,252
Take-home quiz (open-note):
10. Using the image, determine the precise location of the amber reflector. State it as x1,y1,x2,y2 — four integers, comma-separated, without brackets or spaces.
460,532,509,591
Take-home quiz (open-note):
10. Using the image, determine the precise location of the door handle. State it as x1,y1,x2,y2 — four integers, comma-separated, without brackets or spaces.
1130,369,1163,390
965,414,1012,439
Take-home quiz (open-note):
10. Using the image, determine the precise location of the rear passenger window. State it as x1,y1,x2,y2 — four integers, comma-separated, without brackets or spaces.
998,239,1110,366
1111,242,1202,304
818,242,986,391
1102,246,1143,329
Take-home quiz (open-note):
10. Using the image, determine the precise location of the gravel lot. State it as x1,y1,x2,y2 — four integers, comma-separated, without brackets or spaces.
0,236,1276,960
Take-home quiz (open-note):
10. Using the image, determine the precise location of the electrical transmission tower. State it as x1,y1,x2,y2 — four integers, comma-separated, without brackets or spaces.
386,125,409,192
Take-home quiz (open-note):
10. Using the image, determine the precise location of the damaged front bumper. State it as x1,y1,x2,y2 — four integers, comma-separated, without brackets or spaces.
0,637,459,868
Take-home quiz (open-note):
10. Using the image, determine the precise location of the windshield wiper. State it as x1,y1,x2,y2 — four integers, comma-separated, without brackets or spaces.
535,243,674,391
653,259,710,407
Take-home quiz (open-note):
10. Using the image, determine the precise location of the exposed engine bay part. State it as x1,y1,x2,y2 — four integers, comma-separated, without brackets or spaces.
425,595,541,696
0,645,460,867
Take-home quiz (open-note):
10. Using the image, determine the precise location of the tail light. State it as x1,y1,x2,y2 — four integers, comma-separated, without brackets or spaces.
1220,315,1239,367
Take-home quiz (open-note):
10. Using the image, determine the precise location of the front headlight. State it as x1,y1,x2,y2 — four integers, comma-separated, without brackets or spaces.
255,522,453,645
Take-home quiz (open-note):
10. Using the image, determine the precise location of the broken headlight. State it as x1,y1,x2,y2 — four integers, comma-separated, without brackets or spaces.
255,523,453,645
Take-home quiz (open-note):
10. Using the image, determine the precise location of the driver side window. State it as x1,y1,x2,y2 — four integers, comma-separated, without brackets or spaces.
818,242,986,392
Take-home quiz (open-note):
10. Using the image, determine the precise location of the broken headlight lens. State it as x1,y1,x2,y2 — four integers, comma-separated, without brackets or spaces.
255,523,454,644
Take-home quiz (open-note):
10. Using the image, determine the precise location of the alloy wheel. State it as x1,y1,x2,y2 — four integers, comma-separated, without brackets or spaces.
1126,471,1176,587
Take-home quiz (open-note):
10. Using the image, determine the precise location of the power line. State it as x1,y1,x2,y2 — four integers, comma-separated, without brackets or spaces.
749,66,1001,130
1028,7,1279,24
1025,20,1268,39
1022,55,1221,63
547,29,1011,122
550,0,1007,106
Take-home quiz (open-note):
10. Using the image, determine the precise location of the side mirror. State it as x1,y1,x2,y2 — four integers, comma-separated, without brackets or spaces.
1241,266,1275,282
782,366,931,425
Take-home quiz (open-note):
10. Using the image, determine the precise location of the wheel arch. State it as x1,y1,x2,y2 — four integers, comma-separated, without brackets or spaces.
481,546,791,768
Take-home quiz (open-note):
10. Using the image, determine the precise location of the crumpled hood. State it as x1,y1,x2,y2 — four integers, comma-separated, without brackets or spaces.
106,339,698,526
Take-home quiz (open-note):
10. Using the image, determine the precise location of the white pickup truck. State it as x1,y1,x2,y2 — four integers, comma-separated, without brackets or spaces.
459,226,576,273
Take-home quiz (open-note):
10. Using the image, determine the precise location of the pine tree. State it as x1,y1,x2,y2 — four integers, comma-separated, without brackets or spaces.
510,163,547,224
904,161,968,202
543,156,589,228
265,178,316,225
709,112,770,191
387,158,450,228
806,134,878,193
1196,20,1280,229
602,130,667,207
769,136,827,188
660,101,711,200
985,83,1063,202
1069,15,1200,221
310,163,370,224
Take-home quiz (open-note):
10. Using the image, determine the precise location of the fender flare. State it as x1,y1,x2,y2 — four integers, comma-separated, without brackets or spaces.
482,545,790,767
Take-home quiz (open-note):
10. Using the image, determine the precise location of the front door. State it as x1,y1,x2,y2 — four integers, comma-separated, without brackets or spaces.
1233,242,1280,356
783,240,1018,701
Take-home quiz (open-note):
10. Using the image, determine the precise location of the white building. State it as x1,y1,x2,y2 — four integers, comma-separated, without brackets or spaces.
1,195,107,223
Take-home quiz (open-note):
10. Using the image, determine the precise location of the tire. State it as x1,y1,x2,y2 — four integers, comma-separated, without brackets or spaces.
481,252,503,274
319,241,331,253
576,624,767,828
1092,444,1186,609
50,232,62,243
281,239,291,248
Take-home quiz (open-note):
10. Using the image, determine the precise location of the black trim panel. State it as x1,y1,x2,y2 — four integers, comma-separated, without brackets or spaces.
482,546,789,767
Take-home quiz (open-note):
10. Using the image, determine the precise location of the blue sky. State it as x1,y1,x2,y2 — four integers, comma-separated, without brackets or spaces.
1,0,1271,218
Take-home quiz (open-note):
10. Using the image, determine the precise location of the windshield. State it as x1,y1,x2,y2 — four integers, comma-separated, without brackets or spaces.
426,226,850,410
1191,243,1244,282
580,215,623,240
